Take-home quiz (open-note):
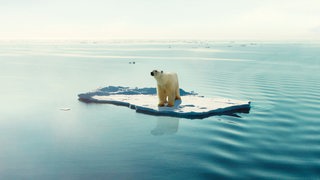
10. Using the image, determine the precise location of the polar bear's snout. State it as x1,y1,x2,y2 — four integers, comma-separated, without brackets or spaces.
151,70,163,77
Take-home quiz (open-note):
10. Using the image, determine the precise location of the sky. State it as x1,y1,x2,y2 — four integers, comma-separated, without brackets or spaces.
1,0,320,40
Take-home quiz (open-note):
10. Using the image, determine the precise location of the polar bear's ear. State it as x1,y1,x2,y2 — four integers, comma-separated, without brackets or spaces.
161,70,163,74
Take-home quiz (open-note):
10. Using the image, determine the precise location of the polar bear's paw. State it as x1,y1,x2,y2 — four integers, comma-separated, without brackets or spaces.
167,103,174,107
158,103,165,107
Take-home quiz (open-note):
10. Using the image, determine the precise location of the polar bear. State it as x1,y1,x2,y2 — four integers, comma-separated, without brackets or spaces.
150,70,181,107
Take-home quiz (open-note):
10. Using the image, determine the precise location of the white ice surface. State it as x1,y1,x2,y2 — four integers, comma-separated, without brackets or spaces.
78,86,250,119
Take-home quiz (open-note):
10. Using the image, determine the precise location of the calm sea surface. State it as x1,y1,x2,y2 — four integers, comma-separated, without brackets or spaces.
0,40,319,179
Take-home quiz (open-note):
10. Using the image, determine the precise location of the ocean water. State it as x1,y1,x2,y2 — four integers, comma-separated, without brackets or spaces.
0,40,319,179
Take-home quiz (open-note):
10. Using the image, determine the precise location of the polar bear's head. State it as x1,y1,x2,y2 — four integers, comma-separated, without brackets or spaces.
150,70,163,77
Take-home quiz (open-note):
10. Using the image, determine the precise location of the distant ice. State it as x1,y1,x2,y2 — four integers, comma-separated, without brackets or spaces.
78,86,250,119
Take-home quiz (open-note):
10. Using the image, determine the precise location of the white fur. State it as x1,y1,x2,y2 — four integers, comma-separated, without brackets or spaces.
151,70,181,107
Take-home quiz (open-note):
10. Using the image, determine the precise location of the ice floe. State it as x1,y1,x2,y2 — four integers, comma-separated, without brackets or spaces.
78,86,250,119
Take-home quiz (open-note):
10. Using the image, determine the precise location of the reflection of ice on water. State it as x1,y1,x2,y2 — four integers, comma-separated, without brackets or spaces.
151,117,179,136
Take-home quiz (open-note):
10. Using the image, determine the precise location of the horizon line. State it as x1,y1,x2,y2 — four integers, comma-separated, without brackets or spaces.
0,37,319,42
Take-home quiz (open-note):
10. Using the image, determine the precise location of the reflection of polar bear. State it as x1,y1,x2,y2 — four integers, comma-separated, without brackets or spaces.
150,70,181,107
151,117,179,136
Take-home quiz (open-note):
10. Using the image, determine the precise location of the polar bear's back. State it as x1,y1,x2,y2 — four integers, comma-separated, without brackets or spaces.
158,72,178,86
163,72,178,80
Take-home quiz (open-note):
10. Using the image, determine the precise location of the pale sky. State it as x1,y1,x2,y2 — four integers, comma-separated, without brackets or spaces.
1,0,320,40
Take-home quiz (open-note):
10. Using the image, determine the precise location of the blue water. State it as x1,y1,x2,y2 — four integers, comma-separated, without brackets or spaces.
0,40,320,179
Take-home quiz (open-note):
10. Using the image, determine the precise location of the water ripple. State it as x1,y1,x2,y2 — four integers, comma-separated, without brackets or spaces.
1,41,320,179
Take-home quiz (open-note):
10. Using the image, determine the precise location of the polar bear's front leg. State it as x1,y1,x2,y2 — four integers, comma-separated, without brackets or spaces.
157,85,166,107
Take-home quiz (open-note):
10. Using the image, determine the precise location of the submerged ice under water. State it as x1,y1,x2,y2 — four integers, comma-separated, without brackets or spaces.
0,40,320,179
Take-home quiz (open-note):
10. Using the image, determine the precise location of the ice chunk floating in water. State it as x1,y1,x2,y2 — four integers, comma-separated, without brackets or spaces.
78,86,250,119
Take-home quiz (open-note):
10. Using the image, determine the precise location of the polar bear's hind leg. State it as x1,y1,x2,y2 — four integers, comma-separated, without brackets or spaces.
175,88,181,100
167,92,176,107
